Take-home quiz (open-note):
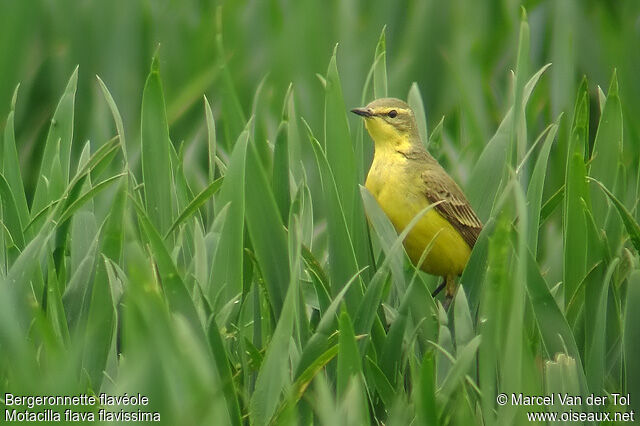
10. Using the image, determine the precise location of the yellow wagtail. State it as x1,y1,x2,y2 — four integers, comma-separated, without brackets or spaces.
352,98,482,300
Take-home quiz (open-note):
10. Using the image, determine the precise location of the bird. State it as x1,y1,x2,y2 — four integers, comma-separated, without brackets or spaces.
351,97,482,302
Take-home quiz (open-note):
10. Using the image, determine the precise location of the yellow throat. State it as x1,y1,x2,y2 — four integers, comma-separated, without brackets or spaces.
352,98,481,287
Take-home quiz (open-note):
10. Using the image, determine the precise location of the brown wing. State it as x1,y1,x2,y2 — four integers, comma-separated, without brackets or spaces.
421,169,483,248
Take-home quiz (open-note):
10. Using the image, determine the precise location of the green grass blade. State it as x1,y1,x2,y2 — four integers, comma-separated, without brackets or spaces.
204,95,217,184
272,122,290,223
437,335,481,407
305,120,362,308
585,258,618,395
526,120,560,255
589,70,623,228
45,255,70,346
101,178,127,262
164,176,224,239
365,356,395,407
249,257,297,426
563,90,590,306
284,86,303,183
373,27,387,99
58,173,125,225
245,138,290,317
408,82,428,146
210,125,249,306
31,67,78,215
214,7,246,150
81,255,116,391
453,286,474,350
96,75,128,164
337,311,362,398
294,272,360,378
511,9,530,166
2,90,29,225
323,46,372,283
207,315,242,426
416,351,439,426
0,174,25,250
141,54,174,235
131,197,203,336
588,177,640,253
525,247,587,394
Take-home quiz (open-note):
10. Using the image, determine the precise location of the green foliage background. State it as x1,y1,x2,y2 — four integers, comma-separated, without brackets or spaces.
1,0,640,425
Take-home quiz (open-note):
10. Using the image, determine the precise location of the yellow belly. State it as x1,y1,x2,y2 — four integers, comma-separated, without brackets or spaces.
366,160,471,277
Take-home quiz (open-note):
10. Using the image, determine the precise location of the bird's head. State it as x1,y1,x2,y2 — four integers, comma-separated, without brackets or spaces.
351,98,420,149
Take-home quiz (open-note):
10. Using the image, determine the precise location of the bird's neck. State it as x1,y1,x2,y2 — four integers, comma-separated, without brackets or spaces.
370,131,434,163
367,127,416,154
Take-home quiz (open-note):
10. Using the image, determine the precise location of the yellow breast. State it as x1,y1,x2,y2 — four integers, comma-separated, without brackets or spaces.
365,151,471,277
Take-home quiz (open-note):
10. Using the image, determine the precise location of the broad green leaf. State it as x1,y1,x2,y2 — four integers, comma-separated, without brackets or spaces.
62,224,100,333
563,88,590,306
207,315,242,426
437,335,481,406
365,357,395,407
585,258,618,394
478,213,509,426
461,218,492,314
131,198,203,337
69,142,97,276
82,255,116,391
101,178,127,262
305,120,362,310
380,296,409,387
141,54,174,234
211,126,249,306
453,286,473,350
526,120,560,255
323,46,371,287
337,311,362,398
45,255,69,346
589,71,623,228
539,186,564,226
500,176,529,425
525,248,587,390
249,253,298,426
245,138,289,317
294,271,360,379
417,351,439,426
59,163,123,227
32,67,78,215
272,122,290,223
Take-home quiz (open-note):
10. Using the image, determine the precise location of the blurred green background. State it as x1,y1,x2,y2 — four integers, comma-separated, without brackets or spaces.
3,0,640,189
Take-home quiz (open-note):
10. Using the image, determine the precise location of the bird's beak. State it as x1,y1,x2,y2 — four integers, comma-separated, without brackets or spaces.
351,107,372,118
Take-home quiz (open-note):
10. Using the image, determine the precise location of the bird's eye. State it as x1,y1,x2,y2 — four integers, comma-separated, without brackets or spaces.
388,110,397,118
